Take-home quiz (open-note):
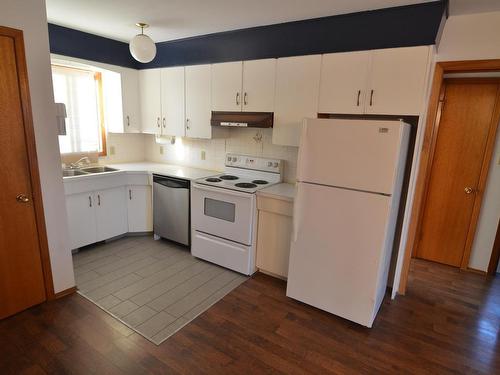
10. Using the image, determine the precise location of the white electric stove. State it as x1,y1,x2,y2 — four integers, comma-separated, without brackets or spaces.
191,154,283,275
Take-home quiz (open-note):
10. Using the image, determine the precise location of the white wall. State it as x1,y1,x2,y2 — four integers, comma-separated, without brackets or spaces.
144,129,299,183
435,11,500,272
1,0,75,292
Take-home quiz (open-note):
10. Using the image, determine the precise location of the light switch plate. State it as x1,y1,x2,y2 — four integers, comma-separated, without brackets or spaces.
201,150,206,160
159,146,164,155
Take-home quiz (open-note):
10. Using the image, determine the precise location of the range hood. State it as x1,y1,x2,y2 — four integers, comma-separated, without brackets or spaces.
211,111,273,128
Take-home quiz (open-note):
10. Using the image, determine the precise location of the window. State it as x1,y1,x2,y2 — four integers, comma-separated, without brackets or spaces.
52,65,107,155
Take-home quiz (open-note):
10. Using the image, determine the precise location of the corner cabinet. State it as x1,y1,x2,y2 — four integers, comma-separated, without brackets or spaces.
272,55,322,147
319,46,430,116
256,195,294,279
185,64,212,139
127,185,153,232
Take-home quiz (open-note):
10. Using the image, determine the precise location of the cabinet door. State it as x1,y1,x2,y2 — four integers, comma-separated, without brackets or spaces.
273,55,321,147
95,187,128,241
161,66,185,137
211,61,243,111
127,185,153,232
139,68,162,134
185,64,212,139
66,192,97,249
121,68,141,133
242,59,276,112
318,51,370,114
366,46,430,115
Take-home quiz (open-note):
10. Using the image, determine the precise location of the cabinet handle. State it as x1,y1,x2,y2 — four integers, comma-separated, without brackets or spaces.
186,118,190,130
163,117,166,128
356,90,361,107
156,117,160,128
369,89,374,106
244,92,248,105
236,92,240,106
126,115,130,126
97,194,101,206
89,196,92,207
129,189,132,200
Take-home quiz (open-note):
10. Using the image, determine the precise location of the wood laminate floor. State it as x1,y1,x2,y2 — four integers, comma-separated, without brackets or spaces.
0,259,499,374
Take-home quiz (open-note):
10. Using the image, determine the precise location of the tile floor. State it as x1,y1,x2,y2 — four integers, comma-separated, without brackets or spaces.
72,236,247,344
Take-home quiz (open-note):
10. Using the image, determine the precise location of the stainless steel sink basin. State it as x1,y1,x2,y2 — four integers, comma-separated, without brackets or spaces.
81,166,118,173
62,169,89,177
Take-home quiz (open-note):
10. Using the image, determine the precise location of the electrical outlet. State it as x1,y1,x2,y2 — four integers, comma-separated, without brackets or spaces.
159,146,164,155
109,146,115,155
201,150,206,160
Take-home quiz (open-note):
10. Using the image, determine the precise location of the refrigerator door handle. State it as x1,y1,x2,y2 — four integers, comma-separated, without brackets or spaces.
292,186,302,242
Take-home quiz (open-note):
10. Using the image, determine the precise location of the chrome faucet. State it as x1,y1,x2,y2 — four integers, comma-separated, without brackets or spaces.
69,157,90,169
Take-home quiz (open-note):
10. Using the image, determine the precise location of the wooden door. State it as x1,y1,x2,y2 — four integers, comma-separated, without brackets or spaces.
139,68,162,134
160,66,185,137
0,27,48,319
242,59,276,112
416,80,500,267
318,51,370,114
211,61,243,111
272,55,322,147
185,64,212,139
366,46,429,115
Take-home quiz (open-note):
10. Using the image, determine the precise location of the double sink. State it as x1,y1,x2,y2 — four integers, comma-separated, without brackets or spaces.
62,166,118,177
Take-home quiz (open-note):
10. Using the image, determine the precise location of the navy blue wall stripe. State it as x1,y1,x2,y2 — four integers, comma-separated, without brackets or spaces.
48,1,446,70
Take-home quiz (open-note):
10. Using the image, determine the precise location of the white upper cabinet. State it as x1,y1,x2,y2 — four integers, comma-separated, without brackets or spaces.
272,55,322,147
319,51,371,114
139,68,162,134
212,61,243,111
161,66,186,137
242,59,276,112
185,64,212,139
120,68,141,133
366,46,430,115
318,46,430,116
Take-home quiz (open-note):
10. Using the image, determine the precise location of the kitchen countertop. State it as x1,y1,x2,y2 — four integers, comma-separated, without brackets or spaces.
258,183,296,202
63,161,220,181
108,162,220,181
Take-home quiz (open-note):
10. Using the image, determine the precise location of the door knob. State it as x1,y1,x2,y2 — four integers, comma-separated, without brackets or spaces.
16,194,30,203
464,187,474,194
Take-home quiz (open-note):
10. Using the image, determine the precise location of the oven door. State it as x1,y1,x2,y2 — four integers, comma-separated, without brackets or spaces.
191,183,255,245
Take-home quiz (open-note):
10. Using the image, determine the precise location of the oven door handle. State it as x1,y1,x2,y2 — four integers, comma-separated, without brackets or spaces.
193,182,252,198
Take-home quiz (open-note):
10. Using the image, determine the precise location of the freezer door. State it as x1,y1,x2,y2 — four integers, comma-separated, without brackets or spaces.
297,118,409,195
286,182,392,327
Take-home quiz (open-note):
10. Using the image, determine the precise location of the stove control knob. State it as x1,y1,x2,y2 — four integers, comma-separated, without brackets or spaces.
267,161,273,167
227,156,232,162
232,157,237,162
273,162,279,168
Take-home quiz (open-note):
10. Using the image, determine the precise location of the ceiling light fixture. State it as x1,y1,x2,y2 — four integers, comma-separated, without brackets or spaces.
129,23,156,63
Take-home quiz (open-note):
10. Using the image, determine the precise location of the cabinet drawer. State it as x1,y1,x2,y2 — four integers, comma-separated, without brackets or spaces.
257,196,293,217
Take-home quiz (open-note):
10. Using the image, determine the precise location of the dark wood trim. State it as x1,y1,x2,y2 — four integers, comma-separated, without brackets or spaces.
0,26,55,299
487,219,500,276
94,72,107,157
399,60,500,294
54,286,77,299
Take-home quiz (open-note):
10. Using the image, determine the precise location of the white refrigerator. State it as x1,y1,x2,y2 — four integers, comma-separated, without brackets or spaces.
286,118,410,327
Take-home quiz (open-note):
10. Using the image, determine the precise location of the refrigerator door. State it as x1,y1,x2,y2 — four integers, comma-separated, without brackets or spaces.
287,182,392,327
297,118,409,195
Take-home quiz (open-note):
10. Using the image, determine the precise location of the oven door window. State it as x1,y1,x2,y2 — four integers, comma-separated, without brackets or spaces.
204,198,235,222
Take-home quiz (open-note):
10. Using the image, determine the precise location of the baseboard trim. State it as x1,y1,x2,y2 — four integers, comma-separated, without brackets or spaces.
54,286,77,299
466,267,487,276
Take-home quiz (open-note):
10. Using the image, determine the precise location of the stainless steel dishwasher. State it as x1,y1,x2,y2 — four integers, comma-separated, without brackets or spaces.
153,174,190,246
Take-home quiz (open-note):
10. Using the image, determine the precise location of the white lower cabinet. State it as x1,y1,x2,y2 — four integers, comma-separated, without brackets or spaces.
66,192,98,250
95,187,128,241
256,195,294,279
65,178,153,249
127,185,153,232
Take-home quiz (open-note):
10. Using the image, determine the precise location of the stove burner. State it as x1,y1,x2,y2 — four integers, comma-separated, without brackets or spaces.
235,182,257,189
206,178,222,182
219,175,239,180
252,180,269,185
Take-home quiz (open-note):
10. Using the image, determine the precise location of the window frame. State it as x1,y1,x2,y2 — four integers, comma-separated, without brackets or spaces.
51,64,107,157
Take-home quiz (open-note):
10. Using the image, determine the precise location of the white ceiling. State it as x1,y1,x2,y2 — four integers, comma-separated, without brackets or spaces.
45,0,500,43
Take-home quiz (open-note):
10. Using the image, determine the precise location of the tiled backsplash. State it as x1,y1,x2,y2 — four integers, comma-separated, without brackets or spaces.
145,129,299,183
102,129,298,183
